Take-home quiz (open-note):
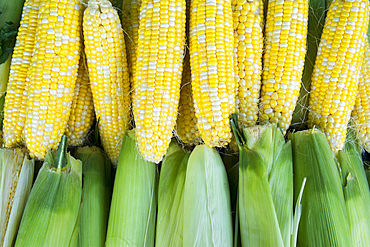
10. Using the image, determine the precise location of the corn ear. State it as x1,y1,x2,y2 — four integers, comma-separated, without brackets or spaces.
0,148,34,247
183,145,233,247
231,122,293,247
75,146,113,247
15,136,83,247
291,129,350,247
337,135,370,247
155,147,190,246
105,130,158,247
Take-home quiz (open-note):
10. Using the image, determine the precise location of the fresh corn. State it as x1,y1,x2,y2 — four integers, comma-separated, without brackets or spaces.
338,135,370,247
83,0,131,164
0,148,34,247
15,136,82,247
232,123,293,247
133,0,186,163
175,52,202,145
189,0,236,147
155,142,190,246
75,146,112,247
291,128,350,247
122,0,141,81
351,39,370,152
259,0,309,132
23,0,84,159
232,0,263,127
3,0,40,148
105,130,157,247
308,0,369,152
65,55,95,146
183,145,233,247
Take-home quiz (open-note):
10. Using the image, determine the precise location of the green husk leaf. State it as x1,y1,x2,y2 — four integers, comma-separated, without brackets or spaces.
15,137,83,247
291,0,326,128
155,148,190,246
238,124,292,247
75,146,113,247
0,22,17,64
338,139,370,247
105,130,158,247
183,145,233,247
291,129,350,247
0,149,34,247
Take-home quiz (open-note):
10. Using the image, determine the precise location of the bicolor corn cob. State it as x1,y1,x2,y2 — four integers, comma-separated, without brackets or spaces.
133,0,186,163
83,0,131,165
189,0,236,147
259,0,309,132
23,0,84,159
308,0,369,152
351,39,370,152
175,53,201,145
232,0,263,127
65,55,95,146
3,0,40,148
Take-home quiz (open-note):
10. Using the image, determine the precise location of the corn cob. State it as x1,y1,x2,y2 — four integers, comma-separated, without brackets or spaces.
65,55,95,146
232,0,263,127
351,39,370,152
259,0,309,132
75,146,112,247
0,148,34,247
14,136,82,246
23,0,84,159
124,0,141,80
83,0,131,165
133,0,186,163
232,123,293,247
155,144,190,246
308,0,369,152
3,0,40,148
189,0,236,147
338,137,370,247
105,130,157,247
183,145,233,246
175,52,202,145
292,128,351,247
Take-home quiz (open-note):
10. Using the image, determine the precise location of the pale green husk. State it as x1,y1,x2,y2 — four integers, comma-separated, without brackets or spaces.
105,130,158,247
291,129,350,247
155,147,190,246
183,145,233,247
15,137,82,247
0,148,34,247
75,146,113,247
338,139,370,247
237,124,293,247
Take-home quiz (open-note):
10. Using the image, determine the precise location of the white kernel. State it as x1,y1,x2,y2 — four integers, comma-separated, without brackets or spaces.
47,29,55,34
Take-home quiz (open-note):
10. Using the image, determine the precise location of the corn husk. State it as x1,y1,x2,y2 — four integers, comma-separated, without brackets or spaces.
0,148,34,247
183,144,233,247
14,136,83,247
291,128,350,247
75,146,113,247
105,130,158,247
338,138,370,247
155,146,190,246
233,123,293,247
